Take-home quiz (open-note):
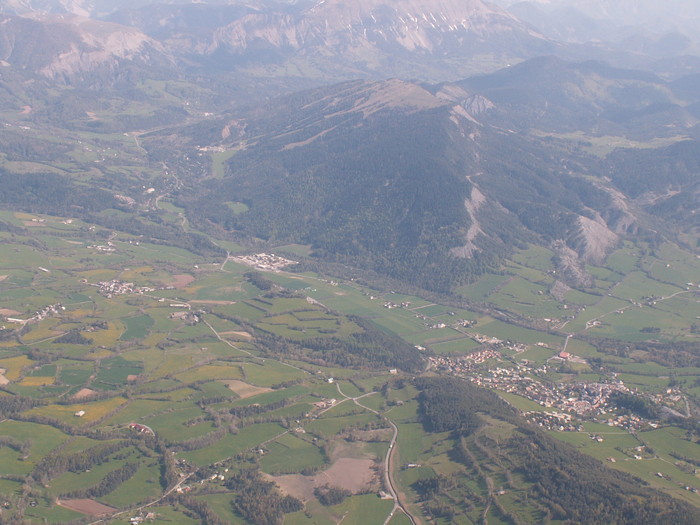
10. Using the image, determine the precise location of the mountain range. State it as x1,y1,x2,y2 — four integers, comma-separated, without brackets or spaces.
0,2,699,522
135,56,699,291
5,0,700,90
0,2,696,290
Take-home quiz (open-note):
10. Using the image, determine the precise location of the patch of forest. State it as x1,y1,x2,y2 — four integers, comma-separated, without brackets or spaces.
414,376,700,524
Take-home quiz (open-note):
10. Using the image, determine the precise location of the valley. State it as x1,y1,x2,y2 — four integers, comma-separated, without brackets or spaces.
0,206,698,523
0,1,699,523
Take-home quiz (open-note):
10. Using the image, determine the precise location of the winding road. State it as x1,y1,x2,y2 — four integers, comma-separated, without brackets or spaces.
334,384,419,525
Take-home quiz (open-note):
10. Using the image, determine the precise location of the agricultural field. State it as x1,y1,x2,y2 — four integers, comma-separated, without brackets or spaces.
0,212,698,523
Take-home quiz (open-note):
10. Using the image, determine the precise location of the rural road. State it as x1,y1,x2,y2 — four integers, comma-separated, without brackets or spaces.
202,318,308,374
335,384,419,525
88,472,193,525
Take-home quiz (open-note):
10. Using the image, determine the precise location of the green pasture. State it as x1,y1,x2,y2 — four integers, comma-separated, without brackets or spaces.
488,277,563,319
57,360,95,386
50,458,127,498
266,273,316,291
456,273,512,301
605,245,642,274
197,493,246,524
511,245,555,272
0,447,33,477
102,399,171,425
476,318,563,346
0,421,69,464
321,494,393,525
609,455,700,505
180,423,285,466
91,355,143,390
305,413,380,439
586,307,683,341
256,402,312,421
503,260,552,285
497,392,555,412
335,380,363,398
100,458,162,508
173,363,243,382
356,393,385,412
370,312,427,340
551,430,639,463
143,406,215,442
617,373,670,391
24,502,83,523
564,296,631,332
137,386,197,403
561,339,607,359
406,327,464,346
648,244,700,286
565,288,604,306
120,314,154,340
224,301,268,320
168,320,216,340
613,272,682,301
146,505,201,524
640,426,700,463
150,351,199,379
260,433,326,474
318,293,387,318
256,314,353,340
388,512,414,525
195,380,239,399
395,422,444,464
320,399,367,417
241,361,306,387
27,364,56,377
229,385,309,408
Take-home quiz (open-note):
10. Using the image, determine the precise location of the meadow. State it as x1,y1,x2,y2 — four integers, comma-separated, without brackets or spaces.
0,211,698,523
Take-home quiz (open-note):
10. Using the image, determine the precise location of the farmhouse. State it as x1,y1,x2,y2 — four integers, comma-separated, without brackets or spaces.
128,423,153,435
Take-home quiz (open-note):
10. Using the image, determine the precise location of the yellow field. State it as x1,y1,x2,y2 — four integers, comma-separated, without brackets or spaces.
21,319,62,343
27,397,127,425
62,309,93,321
85,348,114,360
0,355,34,380
86,321,123,346
18,376,55,387
13,212,38,220
77,269,119,280
120,348,163,373
223,380,272,399
153,354,194,378
142,333,167,346
120,266,153,280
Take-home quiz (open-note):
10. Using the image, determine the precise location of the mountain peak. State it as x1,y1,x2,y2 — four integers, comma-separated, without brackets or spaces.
0,12,173,84
205,0,551,80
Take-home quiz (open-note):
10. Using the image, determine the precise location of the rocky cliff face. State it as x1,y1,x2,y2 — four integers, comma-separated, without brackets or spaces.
199,0,553,79
212,0,546,53
0,13,173,84
157,66,660,290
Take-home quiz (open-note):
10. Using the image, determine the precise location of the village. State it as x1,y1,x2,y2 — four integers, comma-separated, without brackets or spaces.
231,253,298,271
2,303,65,325
429,353,673,432
91,280,155,298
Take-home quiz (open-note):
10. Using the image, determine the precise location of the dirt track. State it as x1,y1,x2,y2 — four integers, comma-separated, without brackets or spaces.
271,457,377,501
58,499,116,516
